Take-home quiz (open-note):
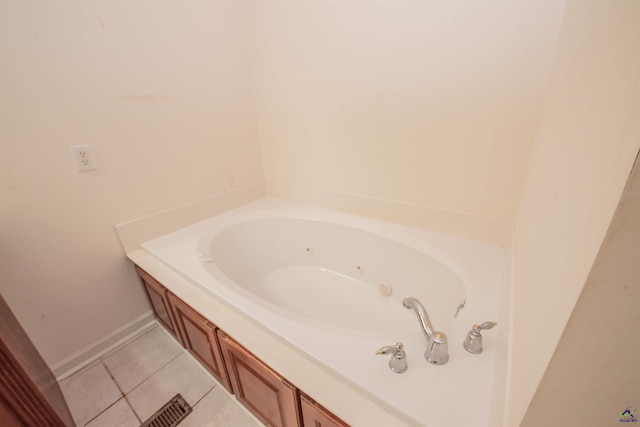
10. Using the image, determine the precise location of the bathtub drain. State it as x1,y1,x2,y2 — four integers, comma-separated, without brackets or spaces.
378,282,393,297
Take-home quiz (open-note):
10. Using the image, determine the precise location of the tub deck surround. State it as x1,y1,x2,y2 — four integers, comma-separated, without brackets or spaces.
133,198,508,427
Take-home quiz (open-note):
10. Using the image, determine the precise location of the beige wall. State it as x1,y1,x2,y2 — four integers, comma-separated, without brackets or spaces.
251,1,566,221
2,3,639,425
509,1,640,425
521,152,639,426
1,1,568,372
0,1,263,367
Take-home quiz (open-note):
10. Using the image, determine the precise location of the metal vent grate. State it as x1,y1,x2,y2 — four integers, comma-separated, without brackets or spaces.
141,394,192,427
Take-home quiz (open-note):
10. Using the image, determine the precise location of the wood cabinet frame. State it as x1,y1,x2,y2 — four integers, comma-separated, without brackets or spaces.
168,293,232,393
135,266,180,341
299,392,349,427
134,265,349,427
218,331,301,427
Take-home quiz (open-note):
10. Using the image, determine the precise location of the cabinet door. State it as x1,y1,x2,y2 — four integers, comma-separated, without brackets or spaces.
218,332,300,427
135,266,179,341
300,393,349,427
168,293,232,393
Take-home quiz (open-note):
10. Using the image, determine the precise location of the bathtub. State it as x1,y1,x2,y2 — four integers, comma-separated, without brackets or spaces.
140,198,508,427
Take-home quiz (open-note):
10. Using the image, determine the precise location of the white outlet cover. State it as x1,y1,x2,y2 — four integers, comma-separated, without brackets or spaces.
70,145,98,172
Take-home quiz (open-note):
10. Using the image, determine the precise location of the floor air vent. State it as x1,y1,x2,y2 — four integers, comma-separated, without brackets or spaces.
140,394,192,427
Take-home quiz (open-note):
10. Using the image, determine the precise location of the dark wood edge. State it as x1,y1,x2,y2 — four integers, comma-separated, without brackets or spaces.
0,344,67,426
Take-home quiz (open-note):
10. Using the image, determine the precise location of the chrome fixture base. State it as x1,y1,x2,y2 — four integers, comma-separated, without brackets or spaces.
376,342,408,373
463,322,497,354
402,297,449,365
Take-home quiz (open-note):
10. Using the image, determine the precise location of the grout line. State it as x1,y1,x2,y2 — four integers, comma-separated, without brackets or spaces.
78,331,261,426
81,361,126,426
53,314,156,382
122,350,194,423
100,334,185,424
81,397,127,427
177,351,265,426
124,349,186,396
101,360,126,399
99,328,183,424
123,395,143,424
100,352,146,424
104,326,186,396
190,385,217,409
172,350,219,414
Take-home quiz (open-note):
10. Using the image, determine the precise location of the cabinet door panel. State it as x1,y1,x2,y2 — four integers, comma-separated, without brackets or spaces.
168,294,232,393
219,332,299,427
135,266,179,340
133,264,346,427
300,393,349,427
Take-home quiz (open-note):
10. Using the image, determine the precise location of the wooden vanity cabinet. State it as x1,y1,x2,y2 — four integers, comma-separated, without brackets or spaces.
299,393,349,427
167,293,232,393
135,266,180,341
218,331,301,427
134,264,349,427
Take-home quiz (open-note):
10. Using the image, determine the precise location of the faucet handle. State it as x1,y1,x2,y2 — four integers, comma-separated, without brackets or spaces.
475,321,497,331
376,342,408,373
463,322,497,354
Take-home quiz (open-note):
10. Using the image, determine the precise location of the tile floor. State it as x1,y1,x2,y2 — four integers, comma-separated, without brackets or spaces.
59,324,262,427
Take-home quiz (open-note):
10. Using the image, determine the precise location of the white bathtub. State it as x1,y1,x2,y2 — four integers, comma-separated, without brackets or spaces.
141,198,509,427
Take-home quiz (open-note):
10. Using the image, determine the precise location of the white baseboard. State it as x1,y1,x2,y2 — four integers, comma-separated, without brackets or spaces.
51,311,156,381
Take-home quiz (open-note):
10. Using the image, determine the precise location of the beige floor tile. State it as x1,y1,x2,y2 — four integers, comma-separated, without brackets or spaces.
85,398,140,427
180,387,262,427
127,352,216,421
103,325,184,393
59,361,122,426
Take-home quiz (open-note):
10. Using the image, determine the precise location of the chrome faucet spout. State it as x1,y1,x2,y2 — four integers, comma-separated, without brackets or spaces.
402,297,449,365
402,297,435,338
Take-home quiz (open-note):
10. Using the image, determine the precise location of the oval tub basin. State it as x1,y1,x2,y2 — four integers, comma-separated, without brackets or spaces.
141,198,508,427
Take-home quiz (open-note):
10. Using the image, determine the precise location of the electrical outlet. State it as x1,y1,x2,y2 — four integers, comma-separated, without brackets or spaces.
70,145,98,172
